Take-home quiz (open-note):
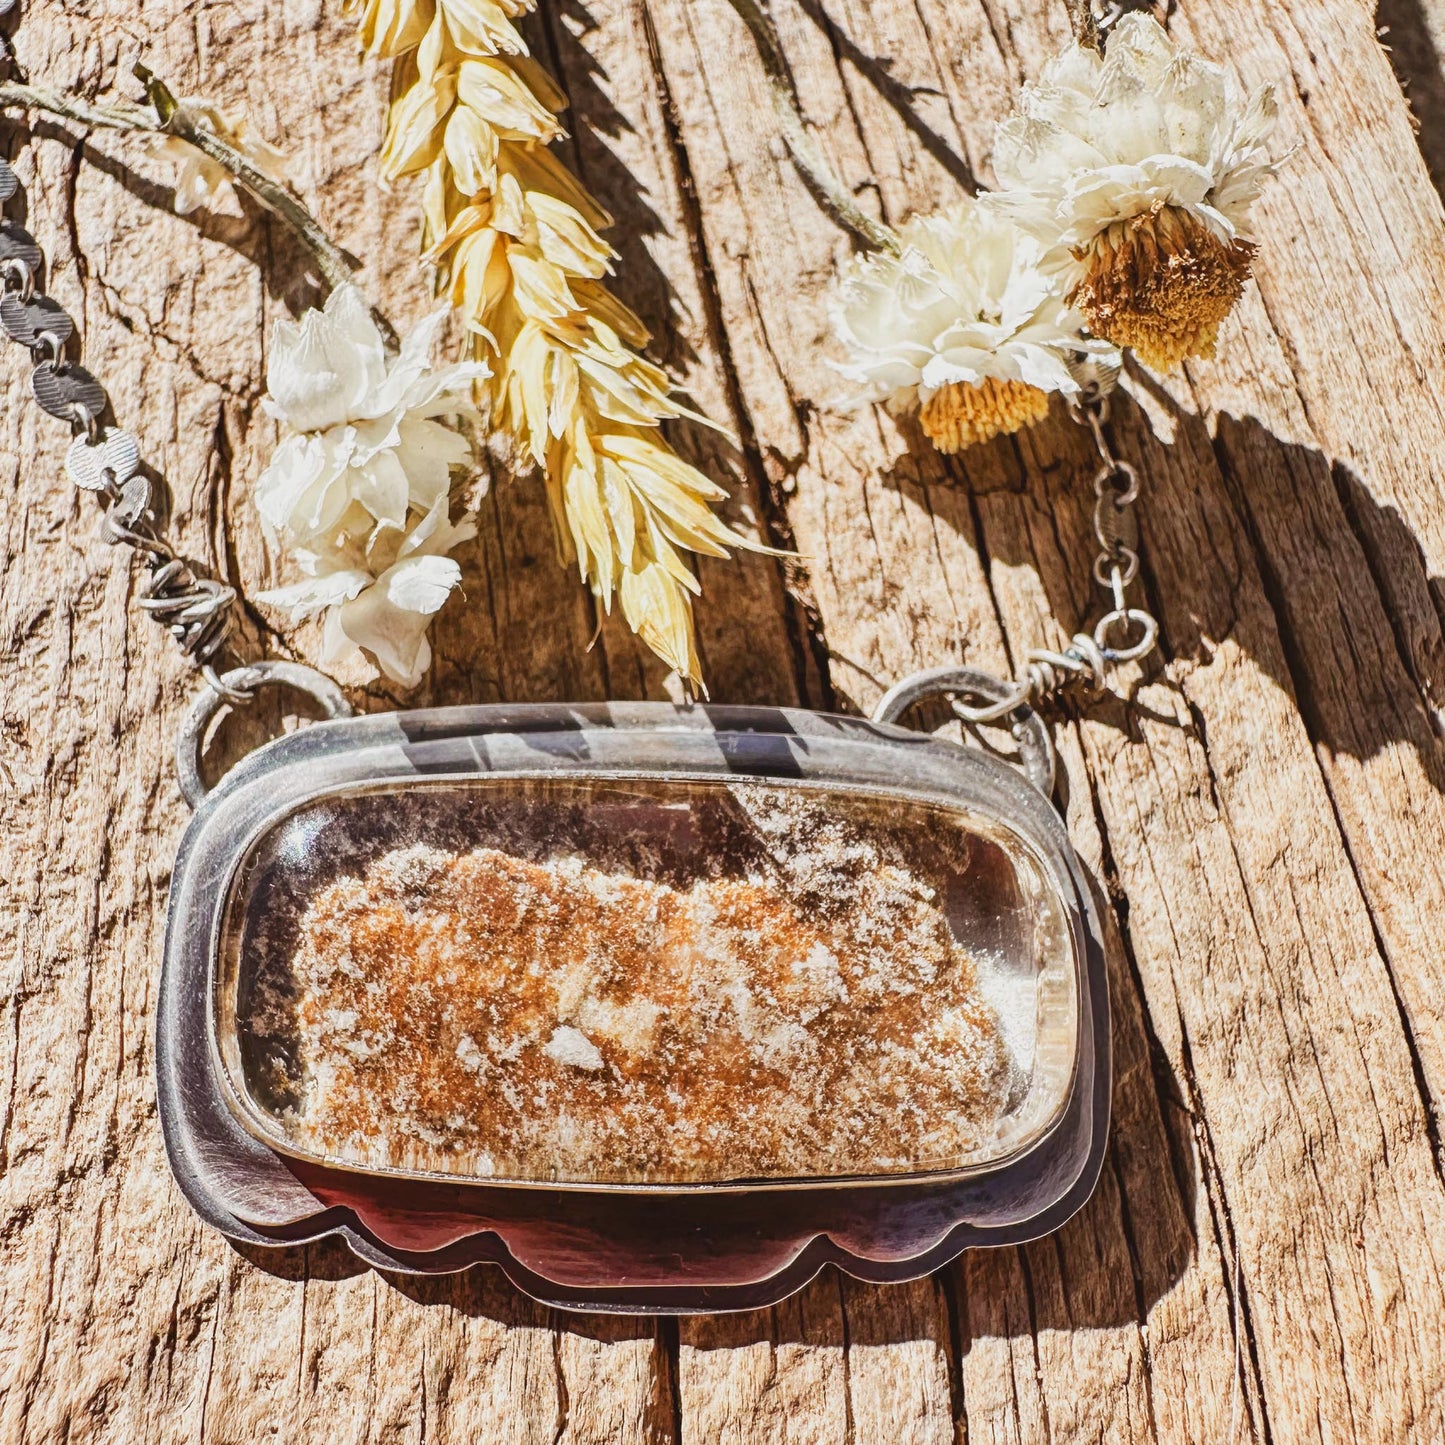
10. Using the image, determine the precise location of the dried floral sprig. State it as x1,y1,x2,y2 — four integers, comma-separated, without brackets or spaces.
0,67,377,326
256,285,488,687
832,198,1117,452
350,0,765,688
992,13,1279,370
143,95,290,216
816,6,1281,455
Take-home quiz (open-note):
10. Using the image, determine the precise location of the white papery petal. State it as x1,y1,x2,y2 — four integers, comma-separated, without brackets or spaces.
992,13,1278,256
829,195,1111,416
254,432,353,541
337,554,464,686
321,606,363,670
400,493,479,559
381,553,463,615
350,447,413,538
266,285,388,432
1010,343,1081,395
395,416,474,511
256,566,371,620
399,359,491,417
367,306,452,419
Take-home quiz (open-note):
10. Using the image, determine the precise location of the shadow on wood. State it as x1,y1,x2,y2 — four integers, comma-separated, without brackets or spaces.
0,114,335,322
1378,0,1445,199
861,387,1445,784
535,0,700,378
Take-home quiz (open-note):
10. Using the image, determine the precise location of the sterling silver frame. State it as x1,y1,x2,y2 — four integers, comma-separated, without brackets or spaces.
158,703,1111,1313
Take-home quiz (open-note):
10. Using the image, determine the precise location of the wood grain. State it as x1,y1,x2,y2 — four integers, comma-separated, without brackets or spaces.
2,0,1443,1439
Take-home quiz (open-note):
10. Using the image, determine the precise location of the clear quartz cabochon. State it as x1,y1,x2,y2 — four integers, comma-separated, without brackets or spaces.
215,774,1079,1189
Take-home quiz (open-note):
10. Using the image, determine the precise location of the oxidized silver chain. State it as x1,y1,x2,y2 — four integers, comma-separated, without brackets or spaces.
872,387,1161,795
932,386,1159,728
0,150,249,700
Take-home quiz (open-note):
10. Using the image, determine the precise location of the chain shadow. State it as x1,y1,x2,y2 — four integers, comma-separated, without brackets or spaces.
862,387,1445,789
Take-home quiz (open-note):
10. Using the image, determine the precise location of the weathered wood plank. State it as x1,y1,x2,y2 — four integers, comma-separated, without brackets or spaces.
3,0,1445,1440
646,3,1445,1443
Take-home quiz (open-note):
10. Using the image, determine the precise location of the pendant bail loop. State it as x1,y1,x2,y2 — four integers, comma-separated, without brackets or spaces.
176,661,354,810
871,665,1057,798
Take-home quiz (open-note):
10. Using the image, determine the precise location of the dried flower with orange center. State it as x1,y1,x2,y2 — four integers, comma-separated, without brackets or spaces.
830,197,1115,454
993,13,1279,371
1071,204,1255,370
918,378,1052,456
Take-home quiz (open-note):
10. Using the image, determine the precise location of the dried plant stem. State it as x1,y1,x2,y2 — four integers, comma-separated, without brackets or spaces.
0,82,152,134
0,68,394,344
1063,0,1104,50
720,0,900,254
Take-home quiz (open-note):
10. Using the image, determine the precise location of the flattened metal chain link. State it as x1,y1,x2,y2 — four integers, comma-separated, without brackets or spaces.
0,152,250,702
947,386,1160,727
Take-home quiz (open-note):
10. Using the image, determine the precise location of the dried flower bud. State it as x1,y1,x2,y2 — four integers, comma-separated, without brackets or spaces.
147,99,289,216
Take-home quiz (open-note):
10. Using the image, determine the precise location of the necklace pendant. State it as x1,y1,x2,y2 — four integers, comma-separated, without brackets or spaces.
159,697,1108,1312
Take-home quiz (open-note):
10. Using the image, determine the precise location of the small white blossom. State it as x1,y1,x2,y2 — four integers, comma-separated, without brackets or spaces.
259,495,477,688
255,285,489,686
149,99,291,216
991,14,1279,368
830,197,1114,453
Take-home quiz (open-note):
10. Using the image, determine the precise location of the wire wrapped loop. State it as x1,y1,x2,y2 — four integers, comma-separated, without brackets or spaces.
1094,607,1158,663
871,665,1057,798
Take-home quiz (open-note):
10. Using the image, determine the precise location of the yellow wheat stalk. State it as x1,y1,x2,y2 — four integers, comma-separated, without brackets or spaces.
348,0,762,687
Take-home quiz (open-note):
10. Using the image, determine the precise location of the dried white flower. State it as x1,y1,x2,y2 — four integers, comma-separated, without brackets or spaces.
259,495,477,688
830,197,1115,453
992,13,1279,369
255,284,488,686
149,99,290,216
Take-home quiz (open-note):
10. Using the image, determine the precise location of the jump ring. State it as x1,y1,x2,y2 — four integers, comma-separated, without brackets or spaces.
175,660,354,810
1093,608,1159,664
870,664,1056,797
68,400,104,443
1092,460,1139,505
30,328,63,365
2,256,33,302
1094,547,1139,589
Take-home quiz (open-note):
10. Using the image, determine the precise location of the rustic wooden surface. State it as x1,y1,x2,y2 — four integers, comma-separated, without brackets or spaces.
3,0,1445,1439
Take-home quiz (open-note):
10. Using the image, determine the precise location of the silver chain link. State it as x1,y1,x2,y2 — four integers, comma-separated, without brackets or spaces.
947,384,1160,727
0,149,250,702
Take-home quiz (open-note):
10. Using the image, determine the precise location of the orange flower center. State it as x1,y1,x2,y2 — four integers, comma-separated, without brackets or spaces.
1070,204,1255,371
918,377,1052,454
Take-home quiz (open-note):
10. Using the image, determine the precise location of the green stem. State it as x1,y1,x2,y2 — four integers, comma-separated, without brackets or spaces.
721,0,899,254
0,69,397,346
